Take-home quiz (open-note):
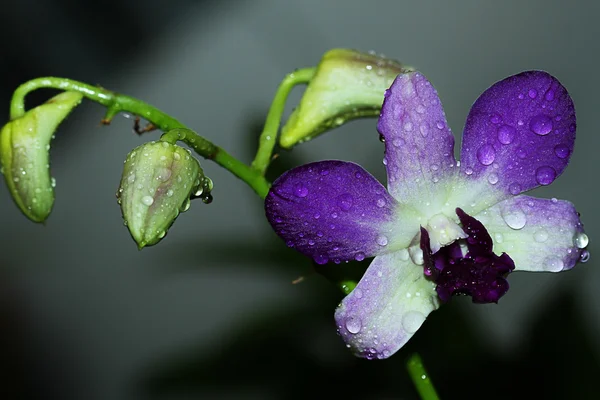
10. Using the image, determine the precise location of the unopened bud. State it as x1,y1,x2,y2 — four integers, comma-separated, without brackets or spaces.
280,48,413,149
117,140,212,248
0,91,83,222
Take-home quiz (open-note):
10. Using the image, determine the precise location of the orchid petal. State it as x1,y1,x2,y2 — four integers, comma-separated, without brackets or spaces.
377,72,457,205
265,161,417,264
474,195,587,272
460,71,576,197
335,252,439,359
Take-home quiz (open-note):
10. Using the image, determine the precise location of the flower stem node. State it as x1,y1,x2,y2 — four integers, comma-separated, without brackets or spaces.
117,141,210,249
279,48,413,149
0,91,83,222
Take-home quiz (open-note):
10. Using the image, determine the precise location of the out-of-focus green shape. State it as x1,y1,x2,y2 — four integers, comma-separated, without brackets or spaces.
117,140,211,249
279,48,413,149
0,91,83,222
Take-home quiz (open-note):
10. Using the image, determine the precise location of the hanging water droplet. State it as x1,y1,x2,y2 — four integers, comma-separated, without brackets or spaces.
580,250,590,263
141,195,154,206
180,198,191,212
476,144,496,165
355,252,366,261
502,209,527,230
535,166,556,185
497,125,516,145
529,114,553,135
345,317,362,334
314,254,328,264
575,232,589,249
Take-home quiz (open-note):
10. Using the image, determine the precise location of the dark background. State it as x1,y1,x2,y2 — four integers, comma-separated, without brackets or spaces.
0,1,598,399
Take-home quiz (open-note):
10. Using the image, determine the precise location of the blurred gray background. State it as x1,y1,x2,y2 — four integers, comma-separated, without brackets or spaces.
0,0,598,399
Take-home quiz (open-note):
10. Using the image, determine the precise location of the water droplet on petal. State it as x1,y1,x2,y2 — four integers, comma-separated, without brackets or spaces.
376,235,388,246
345,317,362,334
530,115,553,135
476,144,496,165
509,183,522,195
490,113,502,124
294,184,308,197
355,252,366,261
544,256,564,272
534,230,549,243
575,232,589,249
401,311,426,334
502,209,527,230
528,89,538,99
535,166,556,185
376,198,386,208
337,193,353,211
554,144,570,159
497,125,516,145
465,167,473,176
141,195,154,206
436,121,445,130
403,121,413,131
354,288,363,298
487,173,499,185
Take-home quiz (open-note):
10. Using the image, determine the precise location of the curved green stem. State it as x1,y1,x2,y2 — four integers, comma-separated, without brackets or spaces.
10,77,271,198
407,353,440,400
251,67,315,175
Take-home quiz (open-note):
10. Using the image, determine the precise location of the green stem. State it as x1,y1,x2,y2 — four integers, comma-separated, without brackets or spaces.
251,67,315,175
406,353,440,400
9,77,271,198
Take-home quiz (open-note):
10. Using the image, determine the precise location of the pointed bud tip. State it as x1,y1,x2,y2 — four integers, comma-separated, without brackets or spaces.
279,48,413,149
0,91,83,222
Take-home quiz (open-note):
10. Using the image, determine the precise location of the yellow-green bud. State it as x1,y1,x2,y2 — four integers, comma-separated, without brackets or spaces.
117,141,211,248
0,91,83,222
279,48,413,149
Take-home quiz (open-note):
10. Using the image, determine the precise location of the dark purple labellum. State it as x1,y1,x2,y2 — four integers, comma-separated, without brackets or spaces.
421,208,515,304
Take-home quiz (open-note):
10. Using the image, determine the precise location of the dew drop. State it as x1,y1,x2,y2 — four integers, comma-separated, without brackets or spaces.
403,121,414,131
465,167,473,176
497,125,516,145
436,121,445,130
345,317,362,334
487,173,499,185
376,198,386,208
529,115,553,135
554,144,570,159
516,147,527,159
580,250,590,263
419,124,429,137
476,144,496,166
337,193,354,211
575,232,589,249
141,195,154,206
314,254,329,265
294,184,308,198
401,311,425,334
355,252,366,261
376,235,388,246
490,113,502,124
494,233,504,243
354,288,363,298
534,229,549,243
166,189,174,197
502,209,527,230
544,256,564,272
509,183,522,195
392,137,405,147
528,89,537,99
535,166,556,185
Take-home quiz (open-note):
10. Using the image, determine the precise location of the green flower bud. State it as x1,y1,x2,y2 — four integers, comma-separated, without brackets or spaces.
117,141,212,248
280,48,413,149
0,91,83,222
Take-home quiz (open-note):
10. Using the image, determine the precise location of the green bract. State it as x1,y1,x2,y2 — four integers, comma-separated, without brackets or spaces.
279,48,413,149
117,141,211,248
0,91,83,222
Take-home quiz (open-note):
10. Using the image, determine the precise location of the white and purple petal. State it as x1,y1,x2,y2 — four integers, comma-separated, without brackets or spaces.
377,72,457,205
460,71,576,196
334,251,439,359
474,195,587,272
265,161,417,264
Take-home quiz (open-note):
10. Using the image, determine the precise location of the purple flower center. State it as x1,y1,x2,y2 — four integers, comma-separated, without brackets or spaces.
420,208,515,304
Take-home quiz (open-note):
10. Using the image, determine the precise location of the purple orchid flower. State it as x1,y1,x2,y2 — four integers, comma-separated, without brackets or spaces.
265,70,588,359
